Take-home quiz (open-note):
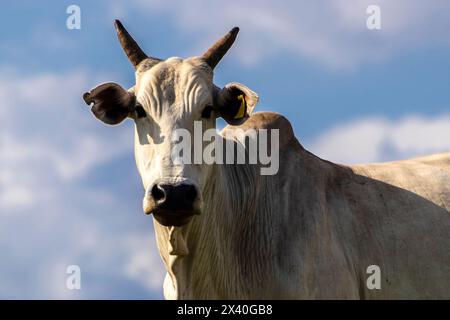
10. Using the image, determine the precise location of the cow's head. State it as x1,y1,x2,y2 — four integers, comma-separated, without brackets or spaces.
83,20,258,227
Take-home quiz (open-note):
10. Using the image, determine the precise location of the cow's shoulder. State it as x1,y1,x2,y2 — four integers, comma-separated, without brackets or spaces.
221,112,296,147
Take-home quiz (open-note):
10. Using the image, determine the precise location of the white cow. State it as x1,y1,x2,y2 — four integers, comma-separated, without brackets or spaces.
83,20,450,299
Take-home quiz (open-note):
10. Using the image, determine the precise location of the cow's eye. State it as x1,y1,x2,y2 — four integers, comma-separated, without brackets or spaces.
201,105,214,119
135,104,147,118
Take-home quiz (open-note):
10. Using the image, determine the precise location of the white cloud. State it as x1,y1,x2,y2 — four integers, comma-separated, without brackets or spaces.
124,235,166,291
0,70,131,209
0,69,165,298
124,0,450,68
308,114,450,164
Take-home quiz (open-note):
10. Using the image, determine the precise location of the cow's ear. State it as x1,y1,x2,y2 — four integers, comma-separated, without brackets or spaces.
214,82,259,126
83,82,136,125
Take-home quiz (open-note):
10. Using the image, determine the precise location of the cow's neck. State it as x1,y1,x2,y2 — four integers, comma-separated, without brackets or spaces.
150,126,365,299
154,160,265,299
153,144,338,299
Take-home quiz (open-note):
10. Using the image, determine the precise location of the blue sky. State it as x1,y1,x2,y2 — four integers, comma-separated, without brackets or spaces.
1,0,450,299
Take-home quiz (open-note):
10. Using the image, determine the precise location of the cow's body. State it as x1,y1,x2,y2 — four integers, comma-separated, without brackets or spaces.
155,112,450,299
85,21,450,299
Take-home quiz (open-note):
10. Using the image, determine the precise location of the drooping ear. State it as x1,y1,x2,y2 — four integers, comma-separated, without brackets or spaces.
83,82,136,125
214,82,259,126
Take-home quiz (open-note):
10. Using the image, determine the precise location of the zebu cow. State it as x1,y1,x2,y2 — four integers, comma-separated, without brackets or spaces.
83,20,450,299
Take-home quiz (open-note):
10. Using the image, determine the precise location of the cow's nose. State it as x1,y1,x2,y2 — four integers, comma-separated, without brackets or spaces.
150,183,198,210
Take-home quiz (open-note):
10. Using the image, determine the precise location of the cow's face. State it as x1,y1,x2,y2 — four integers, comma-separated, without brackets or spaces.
133,57,216,227
83,21,258,227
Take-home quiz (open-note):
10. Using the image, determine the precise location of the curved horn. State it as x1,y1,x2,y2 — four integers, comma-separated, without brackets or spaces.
202,27,239,69
114,19,152,68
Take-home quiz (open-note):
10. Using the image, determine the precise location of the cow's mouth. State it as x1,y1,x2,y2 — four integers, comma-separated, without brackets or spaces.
152,209,195,227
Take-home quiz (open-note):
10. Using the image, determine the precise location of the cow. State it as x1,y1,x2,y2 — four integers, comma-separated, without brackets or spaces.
83,20,450,299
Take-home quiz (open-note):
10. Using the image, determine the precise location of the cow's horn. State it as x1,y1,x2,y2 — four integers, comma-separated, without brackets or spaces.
114,19,156,69
202,27,239,69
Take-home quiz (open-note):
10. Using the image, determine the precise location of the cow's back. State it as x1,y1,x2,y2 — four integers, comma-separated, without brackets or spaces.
350,152,450,210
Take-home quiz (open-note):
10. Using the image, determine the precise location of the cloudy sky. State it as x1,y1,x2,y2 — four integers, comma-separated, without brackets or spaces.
1,0,450,299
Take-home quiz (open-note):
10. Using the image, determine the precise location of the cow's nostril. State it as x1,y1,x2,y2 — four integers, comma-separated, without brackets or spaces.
150,183,198,212
185,185,198,202
151,184,166,202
